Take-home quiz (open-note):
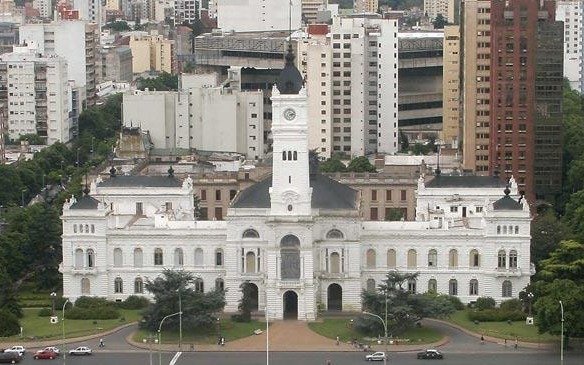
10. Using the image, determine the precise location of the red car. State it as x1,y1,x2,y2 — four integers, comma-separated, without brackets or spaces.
33,350,57,360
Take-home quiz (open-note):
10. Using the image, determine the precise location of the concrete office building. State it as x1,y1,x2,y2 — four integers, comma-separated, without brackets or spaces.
0,43,72,145
32,0,52,18
424,0,455,24
330,14,399,156
217,0,302,32
556,0,584,93
175,0,199,25
74,0,103,29
354,0,378,14
128,30,174,74
0,22,18,55
489,0,563,202
19,20,97,107
442,25,461,149
96,45,133,83
302,0,327,24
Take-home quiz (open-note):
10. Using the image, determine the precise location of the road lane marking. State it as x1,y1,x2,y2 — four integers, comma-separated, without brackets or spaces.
169,351,182,365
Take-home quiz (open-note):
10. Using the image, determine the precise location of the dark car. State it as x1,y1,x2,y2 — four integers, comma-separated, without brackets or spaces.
417,349,443,360
33,350,58,360
0,351,21,364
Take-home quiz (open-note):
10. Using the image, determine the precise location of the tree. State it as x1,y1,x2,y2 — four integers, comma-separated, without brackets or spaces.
141,270,225,332
347,156,377,173
235,281,255,322
137,72,178,91
562,191,584,242
537,240,584,283
104,21,130,32
534,279,584,339
399,130,409,152
432,14,447,29
193,194,202,220
531,210,569,269
319,157,347,173
385,208,404,221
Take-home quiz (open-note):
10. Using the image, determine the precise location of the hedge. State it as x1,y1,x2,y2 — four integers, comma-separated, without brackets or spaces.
0,309,21,337
500,299,523,312
475,297,496,311
467,309,527,322
65,306,119,320
38,308,53,317
117,295,150,310
74,296,115,309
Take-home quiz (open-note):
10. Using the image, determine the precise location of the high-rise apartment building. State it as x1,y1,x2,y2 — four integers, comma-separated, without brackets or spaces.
489,0,563,201
354,0,378,13
74,0,103,29
302,0,327,24
32,0,52,18
441,25,461,149
0,43,72,145
556,0,584,93
175,0,199,25
424,0,455,24
217,0,302,32
129,31,174,74
20,21,97,108
330,15,399,157
460,0,491,174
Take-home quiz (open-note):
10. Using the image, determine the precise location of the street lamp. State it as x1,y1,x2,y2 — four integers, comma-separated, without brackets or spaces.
20,188,26,207
158,311,182,365
143,334,158,365
50,292,57,316
363,311,388,365
559,300,564,365
90,137,95,159
265,306,269,365
61,299,70,365
527,292,534,317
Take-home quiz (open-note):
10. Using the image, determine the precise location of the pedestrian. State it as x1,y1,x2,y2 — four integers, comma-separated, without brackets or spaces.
221,336,225,346
336,336,340,346
99,338,104,348
514,337,518,349
504,338,507,347
480,335,484,344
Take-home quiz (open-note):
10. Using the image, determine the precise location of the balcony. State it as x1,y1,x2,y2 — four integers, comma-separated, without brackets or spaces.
71,267,98,275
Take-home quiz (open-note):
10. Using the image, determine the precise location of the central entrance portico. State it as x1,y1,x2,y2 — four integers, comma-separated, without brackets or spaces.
283,290,298,319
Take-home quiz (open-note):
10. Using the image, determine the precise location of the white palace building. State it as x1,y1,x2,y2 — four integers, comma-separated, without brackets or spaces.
61,48,533,321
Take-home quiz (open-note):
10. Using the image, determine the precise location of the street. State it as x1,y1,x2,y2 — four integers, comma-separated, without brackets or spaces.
15,351,583,365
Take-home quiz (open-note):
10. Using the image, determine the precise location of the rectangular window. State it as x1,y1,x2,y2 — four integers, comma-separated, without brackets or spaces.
370,207,378,220
371,190,377,201
200,190,207,201
400,190,407,201
136,202,143,215
386,190,392,201
215,207,223,220
215,190,221,201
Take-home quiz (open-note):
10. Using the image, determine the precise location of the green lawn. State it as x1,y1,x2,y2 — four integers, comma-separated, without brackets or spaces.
447,310,558,342
133,319,266,345
308,317,443,345
2,308,142,341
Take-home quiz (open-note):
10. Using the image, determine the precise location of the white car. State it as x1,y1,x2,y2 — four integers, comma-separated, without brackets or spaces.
4,346,25,356
365,351,387,361
37,347,60,355
68,347,92,356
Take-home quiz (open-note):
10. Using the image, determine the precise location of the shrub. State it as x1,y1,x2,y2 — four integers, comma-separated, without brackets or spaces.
447,295,465,310
74,296,115,309
467,309,526,322
118,295,150,310
0,309,20,337
38,308,52,317
500,299,523,312
65,306,119,320
55,297,72,310
475,297,496,311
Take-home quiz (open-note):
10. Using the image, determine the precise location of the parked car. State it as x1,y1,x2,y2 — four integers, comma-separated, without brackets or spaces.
33,350,58,360
3,347,25,357
0,351,21,363
417,349,444,360
365,351,387,361
68,347,92,356
37,348,59,356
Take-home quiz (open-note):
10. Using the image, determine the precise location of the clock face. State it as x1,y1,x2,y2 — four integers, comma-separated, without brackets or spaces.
283,108,296,121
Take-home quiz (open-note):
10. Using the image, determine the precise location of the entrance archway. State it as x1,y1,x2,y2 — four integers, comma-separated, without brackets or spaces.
283,290,298,319
327,283,342,311
248,283,259,311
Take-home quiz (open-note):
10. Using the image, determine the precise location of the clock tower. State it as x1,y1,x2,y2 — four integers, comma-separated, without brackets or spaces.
269,44,312,217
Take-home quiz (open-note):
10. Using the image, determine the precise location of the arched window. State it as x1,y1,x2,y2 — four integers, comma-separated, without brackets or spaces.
134,248,143,268
174,248,184,267
514,226,519,234
85,224,89,233
134,277,143,294
73,224,77,233
242,229,260,239
449,279,458,296
407,249,417,269
114,277,123,293
503,226,507,234
91,224,95,233
86,249,95,268
428,249,437,267
81,278,90,295
502,280,512,297
469,249,480,268
293,151,298,160
215,249,223,266
79,224,84,233
469,279,479,296
387,249,396,268
288,151,292,160
407,278,417,293
509,250,518,269
497,225,501,234
280,235,301,280
154,248,163,266
326,229,344,239
282,151,286,161
330,252,341,273
366,248,376,269
194,278,204,293
497,250,506,269
366,278,376,292
113,248,123,267
215,278,224,291
449,249,458,269
75,248,83,268
428,279,437,293
194,248,204,266
245,251,256,273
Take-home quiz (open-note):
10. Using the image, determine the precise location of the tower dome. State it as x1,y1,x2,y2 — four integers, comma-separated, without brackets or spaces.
276,43,303,95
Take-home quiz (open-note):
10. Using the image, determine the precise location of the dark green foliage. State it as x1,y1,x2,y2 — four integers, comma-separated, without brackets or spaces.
432,14,447,29
475,297,496,311
531,209,569,270
347,156,376,173
118,295,151,310
236,282,254,322
385,208,405,221
38,308,52,317
467,309,526,322
500,299,523,312
137,72,178,91
319,157,347,173
74,296,115,309
0,309,20,336
65,306,119,320
447,295,465,310
104,21,130,31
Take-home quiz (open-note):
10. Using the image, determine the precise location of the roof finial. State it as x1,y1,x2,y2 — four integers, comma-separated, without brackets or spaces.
504,184,511,196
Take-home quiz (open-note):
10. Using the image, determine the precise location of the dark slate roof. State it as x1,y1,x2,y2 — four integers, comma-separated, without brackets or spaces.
426,175,507,188
70,195,100,210
493,195,524,210
276,43,303,95
231,174,358,210
98,175,182,188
